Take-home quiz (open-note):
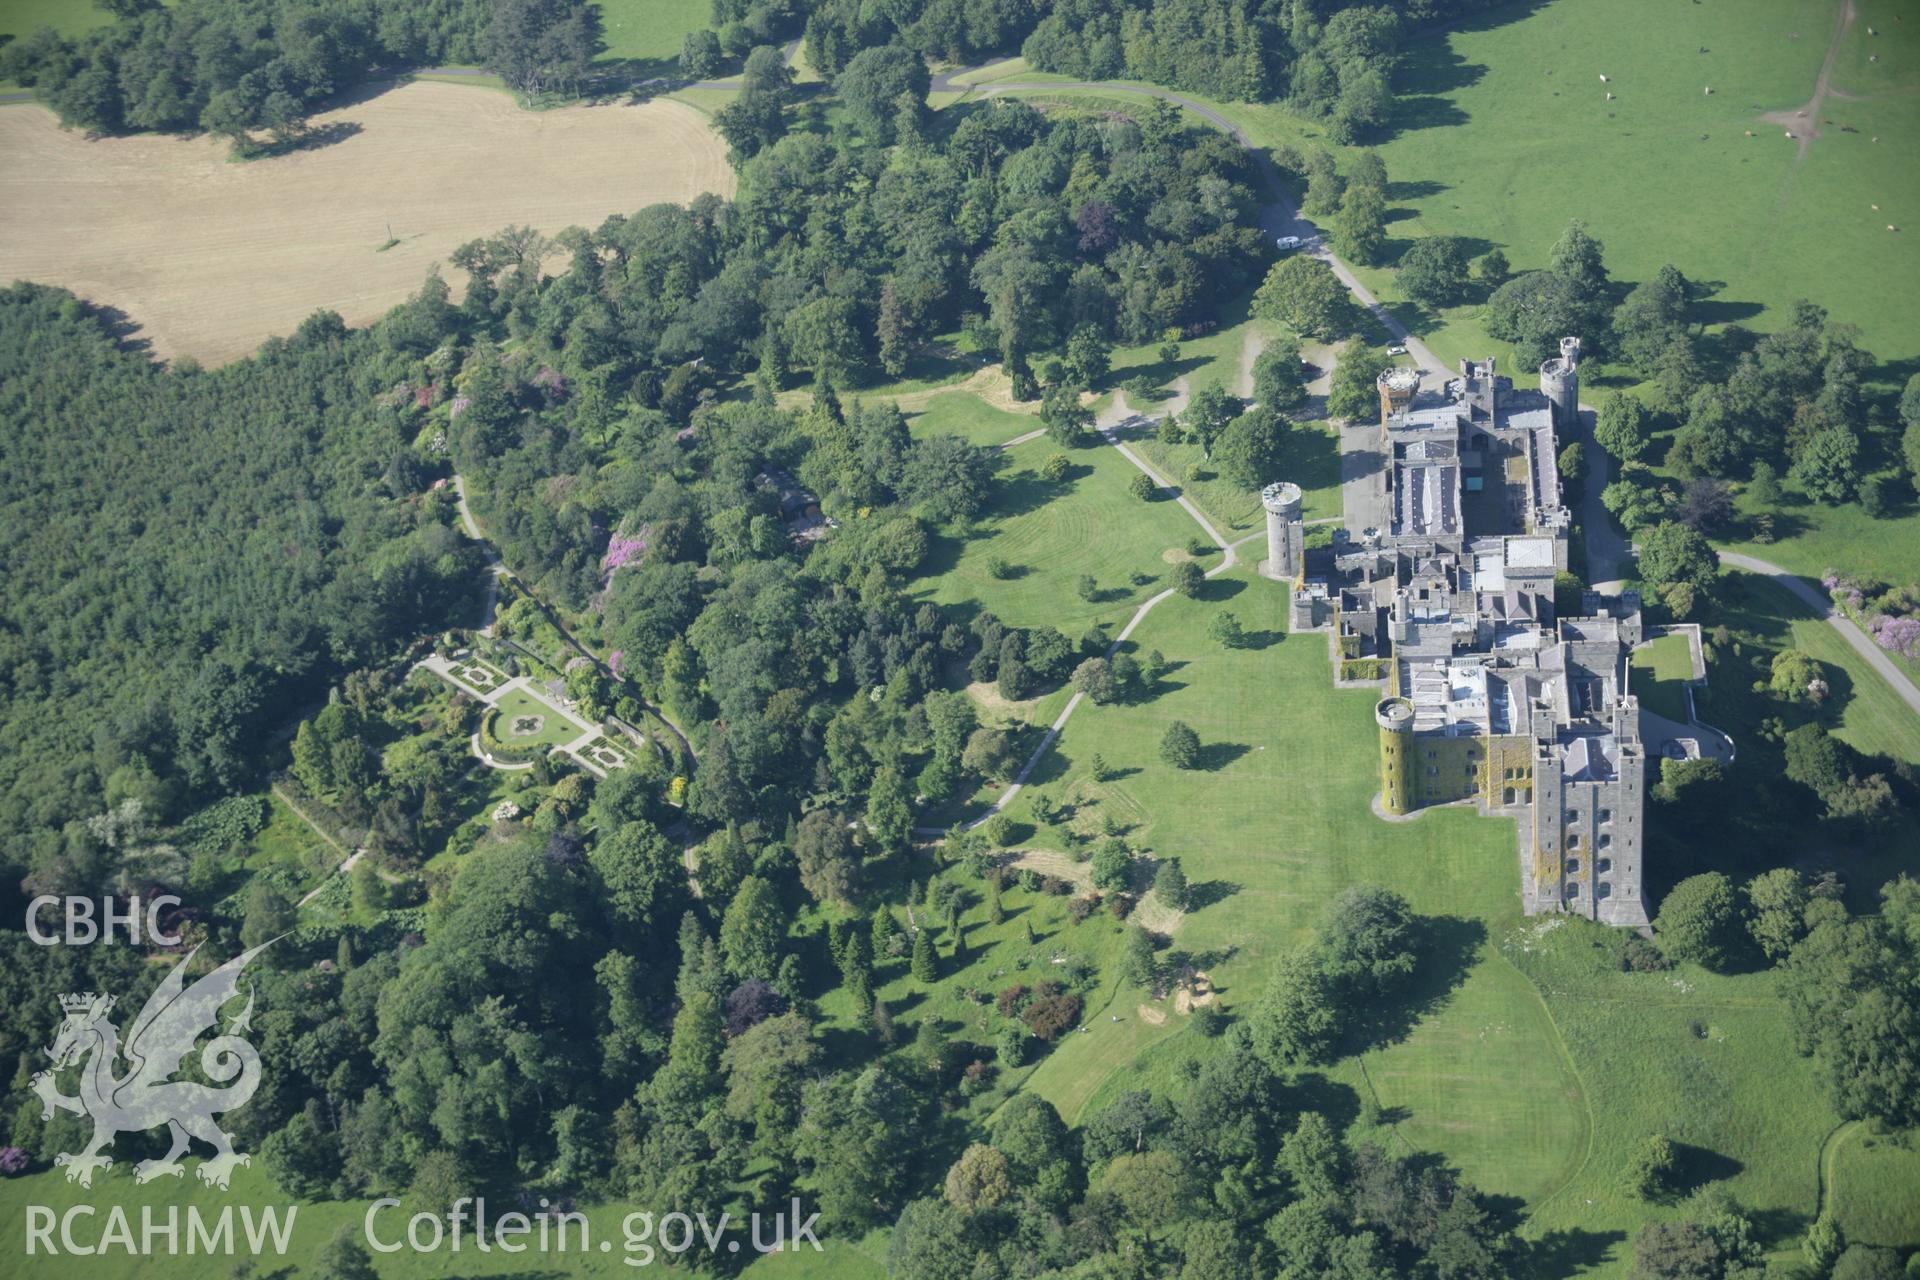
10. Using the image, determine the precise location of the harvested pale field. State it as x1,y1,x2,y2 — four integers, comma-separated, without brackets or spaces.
0,81,732,364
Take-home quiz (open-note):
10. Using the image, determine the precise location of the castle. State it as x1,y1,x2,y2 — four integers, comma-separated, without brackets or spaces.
1267,338,1650,928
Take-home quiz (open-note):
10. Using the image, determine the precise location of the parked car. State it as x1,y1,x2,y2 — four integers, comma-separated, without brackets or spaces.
1275,235,1303,251
1387,344,1408,356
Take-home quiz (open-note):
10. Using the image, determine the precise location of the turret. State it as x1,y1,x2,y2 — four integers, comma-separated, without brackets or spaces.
1540,336,1581,430
1261,481,1305,582
1376,697,1415,815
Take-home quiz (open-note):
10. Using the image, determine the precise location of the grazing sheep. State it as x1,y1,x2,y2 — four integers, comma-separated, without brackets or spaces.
1744,129,1755,136
1890,225,1900,233
1704,86,1712,94
1599,74,1610,82
1873,204,1880,211
1785,130,1796,138
1606,92,1615,100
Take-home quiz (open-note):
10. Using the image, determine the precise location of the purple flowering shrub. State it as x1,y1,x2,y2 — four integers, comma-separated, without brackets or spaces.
0,1147,27,1175
1872,613,1920,661
602,525,651,579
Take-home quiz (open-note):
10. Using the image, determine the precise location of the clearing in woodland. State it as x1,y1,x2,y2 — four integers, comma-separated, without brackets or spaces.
0,81,731,364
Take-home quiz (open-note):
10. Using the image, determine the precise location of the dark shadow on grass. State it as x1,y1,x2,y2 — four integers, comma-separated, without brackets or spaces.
1672,1141,1744,1194
1185,879,1240,911
1202,577,1248,602
1523,1229,1629,1279
1196,742,1251,771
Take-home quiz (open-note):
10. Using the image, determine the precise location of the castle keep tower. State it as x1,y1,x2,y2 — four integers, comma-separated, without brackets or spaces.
1539,336,1581,430
1376,697,1415,815
1376,367,1422,424
1261,481,1305,581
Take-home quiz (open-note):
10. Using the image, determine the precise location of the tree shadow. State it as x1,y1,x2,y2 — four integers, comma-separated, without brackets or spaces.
1185,879,1241,910
83,302,154,358
1201,577,1247,603
1521,1229,1627,1278
1197,742,1250,771
1672,1141,1744,1194
1238,629,1285,651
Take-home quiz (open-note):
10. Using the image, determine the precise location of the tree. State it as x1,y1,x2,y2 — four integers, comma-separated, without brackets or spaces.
1558,442,1588,487
1153,857,1189,909
1216,406,1288,489
1622,1134,1681,1200
1160,721,1200,769
989,1093,1081,1209
1548,217,1609,295
311,1226,380,1280
1614,265,1691,369
1332,182,1387,265
794,808,858,906
1251,335,1309,411
1747,868,1809,962
1768,648,1826,704
680,29,722,79
837,45,929,144
1254,256,1352,338
1595,394,1655,464
995,1023,1026,1069
1398,235,1472,308
1791,426,1862,503
1207,611,1247,649
1092,839,1133,892
943,1143,1013,1210
1655,872,1745,970
910,927,937,982
1041,388,1094,446
1128,470,1157,500
1073,657,1118,704
1184,383,1236,457
1833,1246,1905,1280
1279,1112,1346,1202
484,0,603,97
1476,248,1509,287
1485,270,1587,362
720,876,784,981
241,880,296,952
722,1012,820,1145
1121,923,1155,986
1804,1215,1845,1275
713,45,793,163
1065,325,1112,389
1317,885,1419,996
1172,559,1204,597
866,762,914,857
1327,340,1392,422
1637,522,1719,597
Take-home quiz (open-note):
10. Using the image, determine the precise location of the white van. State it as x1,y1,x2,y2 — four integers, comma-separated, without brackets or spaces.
1275,235,1302,251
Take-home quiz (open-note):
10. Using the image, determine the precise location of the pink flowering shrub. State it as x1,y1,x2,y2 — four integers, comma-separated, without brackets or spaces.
533,367,569,402
602,526,651,577
1871,613,1920,661
448,395,472,419
609,650,624,672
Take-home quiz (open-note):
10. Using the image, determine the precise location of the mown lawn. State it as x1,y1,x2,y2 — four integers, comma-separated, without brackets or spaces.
909,439,1205,634
595,0,712,66
909,389,1038,447
1630,632,1695,724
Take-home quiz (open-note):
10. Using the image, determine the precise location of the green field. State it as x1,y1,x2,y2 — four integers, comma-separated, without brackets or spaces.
0,0,116,43
1355,0,1920,362
1630,631,1696,724
909,389,1038,447
596,0,712,67
909,437,1207,633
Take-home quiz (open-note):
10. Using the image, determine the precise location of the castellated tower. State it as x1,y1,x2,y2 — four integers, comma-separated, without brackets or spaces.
1376,367,1422,424
1261,481,1304,581
1375,697,1415,815
1539,336,1581,430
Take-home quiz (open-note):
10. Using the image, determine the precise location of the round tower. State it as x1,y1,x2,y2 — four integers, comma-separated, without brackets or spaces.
1376,697,1415,815
1261,481,1304,581
1539,335,1581,430
1376,367,1422,424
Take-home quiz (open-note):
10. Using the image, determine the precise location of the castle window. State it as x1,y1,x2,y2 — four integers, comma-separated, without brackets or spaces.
1566,882,1581,898
1599,834,1612,849
1598,808,1612,823
1598,858,1613,874
1566,858,1581,875
1597,881,1613,898
1428,766,1438,777
1566,833,1580,851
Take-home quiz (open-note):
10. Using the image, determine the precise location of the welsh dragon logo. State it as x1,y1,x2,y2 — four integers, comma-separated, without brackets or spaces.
31,941,272,1190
